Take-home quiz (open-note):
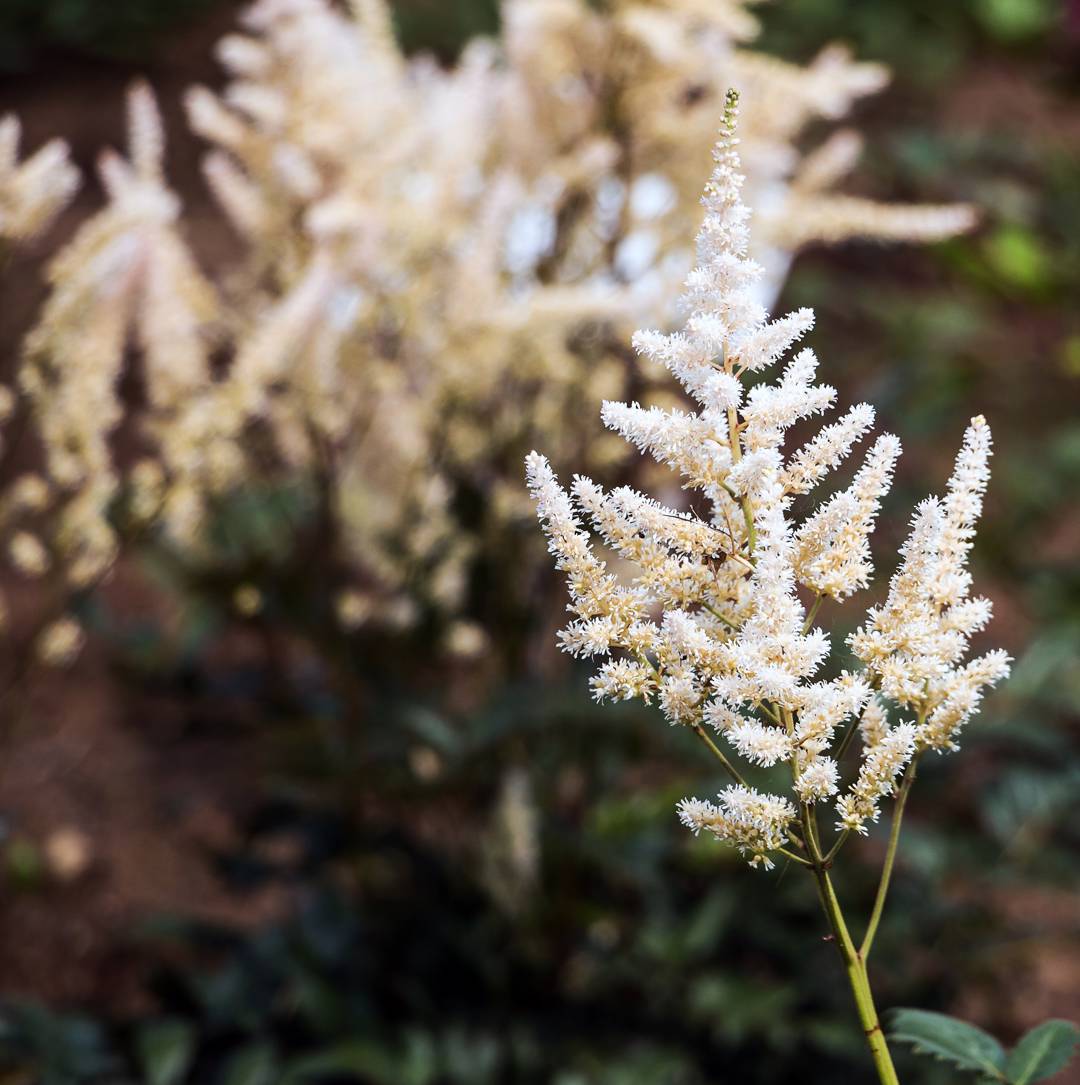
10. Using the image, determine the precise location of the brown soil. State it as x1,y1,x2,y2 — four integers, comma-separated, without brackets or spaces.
0,561,293,1010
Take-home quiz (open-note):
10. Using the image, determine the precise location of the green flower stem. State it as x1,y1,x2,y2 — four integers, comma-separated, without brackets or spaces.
691,721,749,789
802,804,900,1085
739,496,756,554
777,846,813,868
823,828,850,865
725,395,756,555
701,602,739,631
860,757,920,961
832,714,862,764
801,592,824,634
758,701,783,726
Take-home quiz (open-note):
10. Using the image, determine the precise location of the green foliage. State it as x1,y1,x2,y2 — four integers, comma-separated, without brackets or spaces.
0,0,498,71
0,677,900,1084
0,0,219,68
984,225,1054,294
757,0,1062,81
0,1002,115,1084
392,0,500,57
889,1009,1008,1079
971,0,1056,41
1006,1022,1080,1085
890,1011,1080,1083
135,1020,196,1085
0,651,1071,1085
219,1043,278,1085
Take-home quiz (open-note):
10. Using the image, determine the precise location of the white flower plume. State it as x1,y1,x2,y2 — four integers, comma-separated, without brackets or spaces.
527,91,1008,870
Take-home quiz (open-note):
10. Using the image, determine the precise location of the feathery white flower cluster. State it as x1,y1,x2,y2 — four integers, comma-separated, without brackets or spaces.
678,787,796,870
0,115,79,244
0,122,80,666
849,417,1013,753
528,91,1008,868
22,83,217,588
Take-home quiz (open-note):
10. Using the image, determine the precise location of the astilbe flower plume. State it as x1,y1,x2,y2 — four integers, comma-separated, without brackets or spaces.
527,89,1010,1084
0,119,81,660
21,83,218,586
527,90,1009,869
0,114,79,245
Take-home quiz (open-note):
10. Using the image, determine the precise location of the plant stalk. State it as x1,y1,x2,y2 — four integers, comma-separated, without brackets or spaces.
691,722,749,788
860,757,919,960
725,391,756,554
803,805,900,1085
801,592,824,634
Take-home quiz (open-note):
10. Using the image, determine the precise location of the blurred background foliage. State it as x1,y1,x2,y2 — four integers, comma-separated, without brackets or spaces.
0,0,221,69
0,0,1078,1083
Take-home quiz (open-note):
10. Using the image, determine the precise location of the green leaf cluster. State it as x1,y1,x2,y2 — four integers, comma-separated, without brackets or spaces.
890,1010,1080,1084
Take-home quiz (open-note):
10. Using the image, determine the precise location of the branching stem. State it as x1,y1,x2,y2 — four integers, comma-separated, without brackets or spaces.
802,804,900,1085
777,846,813,868
860,756,920,960
724,363,756,555
691,721,749,788
801,592,824,634
701,602,739,631
756,700,782,726
833,714,861,763
823,828,850,865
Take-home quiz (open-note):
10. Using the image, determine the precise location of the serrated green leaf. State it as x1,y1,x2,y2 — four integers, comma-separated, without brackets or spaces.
1006,1020,1080,1084
220,1043,277,1085
889,1009,1006,1080
136,1019,196,1085
281,1041,399,1083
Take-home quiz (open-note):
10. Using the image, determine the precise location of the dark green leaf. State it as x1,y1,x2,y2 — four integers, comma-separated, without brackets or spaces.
1006,1020,1080,1084
889,1009,1006,1080
281,1041,399,1083
136,1019,196,1085
220,1043,277,1085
